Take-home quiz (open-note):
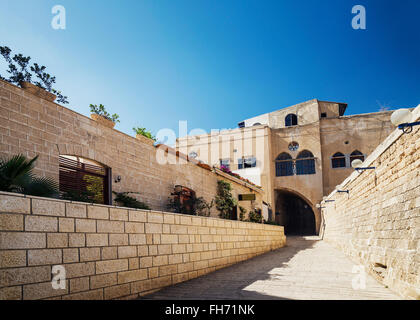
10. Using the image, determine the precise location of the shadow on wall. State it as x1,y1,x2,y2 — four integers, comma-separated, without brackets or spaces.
140,237,318,300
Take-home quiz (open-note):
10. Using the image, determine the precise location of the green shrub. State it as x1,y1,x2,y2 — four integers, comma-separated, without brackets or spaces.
61,189,96,203
113,191,150,209
90,104,120,123
167,193,213,216
133,127,156,141
195,197,214,217
264,219,280,225
215,180,237,220
248,209,263,223
239,206,247,221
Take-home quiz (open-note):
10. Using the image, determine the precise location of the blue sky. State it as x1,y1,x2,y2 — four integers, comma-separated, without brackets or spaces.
0,0,419,139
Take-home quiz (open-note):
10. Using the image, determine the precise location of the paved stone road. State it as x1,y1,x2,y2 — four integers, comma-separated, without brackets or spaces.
142,236,400,300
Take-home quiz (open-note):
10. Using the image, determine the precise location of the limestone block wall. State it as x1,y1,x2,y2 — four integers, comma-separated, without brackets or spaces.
0,79,262,216
322,105,420,300
0,192,286,300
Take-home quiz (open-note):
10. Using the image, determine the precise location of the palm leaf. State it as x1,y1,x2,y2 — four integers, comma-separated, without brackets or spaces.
22,176,59,197
0,154,38,192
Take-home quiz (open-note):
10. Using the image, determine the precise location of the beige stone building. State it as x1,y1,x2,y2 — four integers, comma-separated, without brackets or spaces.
176,99,397,235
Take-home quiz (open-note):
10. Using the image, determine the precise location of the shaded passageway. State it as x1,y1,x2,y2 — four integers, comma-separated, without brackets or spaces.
275,190,316,235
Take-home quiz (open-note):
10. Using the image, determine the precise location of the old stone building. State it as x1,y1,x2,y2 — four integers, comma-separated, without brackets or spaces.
0,79,418,301
176,99,397,235
0,78,408,234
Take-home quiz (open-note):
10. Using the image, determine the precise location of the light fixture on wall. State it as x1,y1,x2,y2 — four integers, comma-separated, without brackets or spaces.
114,175,121,183
351,159,375,172
322,196,335,203
335,186,349,194
391,108,419,134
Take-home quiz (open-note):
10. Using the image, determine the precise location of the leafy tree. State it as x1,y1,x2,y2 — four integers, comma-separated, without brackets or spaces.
0,47,32,83
0,46,68,104
90,104,120,123
214,180,237,219
0,154,59,197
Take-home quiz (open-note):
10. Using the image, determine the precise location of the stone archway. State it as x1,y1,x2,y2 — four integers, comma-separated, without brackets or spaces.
275,189,316,235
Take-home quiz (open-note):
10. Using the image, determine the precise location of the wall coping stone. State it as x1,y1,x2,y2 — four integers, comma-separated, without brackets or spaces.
0,191,282,230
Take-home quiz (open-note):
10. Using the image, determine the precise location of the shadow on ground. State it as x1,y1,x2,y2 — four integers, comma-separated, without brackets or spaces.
140,236,318,300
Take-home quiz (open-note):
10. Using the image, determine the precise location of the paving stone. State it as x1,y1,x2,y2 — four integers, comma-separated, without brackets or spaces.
141,237,400,300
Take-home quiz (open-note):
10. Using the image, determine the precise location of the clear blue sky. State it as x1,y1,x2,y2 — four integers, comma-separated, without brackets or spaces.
0,0,419,139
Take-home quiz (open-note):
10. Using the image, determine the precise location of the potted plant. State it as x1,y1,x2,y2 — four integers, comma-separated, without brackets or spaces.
0,46,68,104
89,104,120,129
197,162,211,170
133,126,156,145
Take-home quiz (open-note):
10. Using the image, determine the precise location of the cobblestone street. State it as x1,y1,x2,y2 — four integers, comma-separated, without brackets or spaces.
142,237,400,300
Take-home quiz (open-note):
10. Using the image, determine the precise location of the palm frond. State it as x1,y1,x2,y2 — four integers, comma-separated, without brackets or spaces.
22,176,59,197
0,154,38,192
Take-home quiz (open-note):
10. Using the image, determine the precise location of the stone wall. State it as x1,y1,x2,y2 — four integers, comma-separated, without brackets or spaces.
0,192,286,300
322,105,420,300
0,79,263,217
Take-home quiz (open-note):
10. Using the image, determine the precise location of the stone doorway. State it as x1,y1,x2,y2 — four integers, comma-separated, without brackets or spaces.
275,190,316,235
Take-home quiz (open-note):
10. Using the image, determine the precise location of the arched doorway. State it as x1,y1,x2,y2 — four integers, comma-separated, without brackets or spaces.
275,189,316,235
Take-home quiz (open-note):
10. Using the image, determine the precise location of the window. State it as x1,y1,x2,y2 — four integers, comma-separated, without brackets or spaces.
350,150,364,164
296,150,315,175
288,141,299,152
253,122,261,126
276,153,294,176
220,159,230,169
285,114,298,127
238,157,256,169
188,151,198,159
331,152,346,168
321,112,327,118
59,155,111,204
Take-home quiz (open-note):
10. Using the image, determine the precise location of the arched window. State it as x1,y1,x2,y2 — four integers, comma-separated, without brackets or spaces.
275,153,294,176
331,152,346,168
285,114,298,127
350,150,364,164
59,155,111,204
296,150,315,175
